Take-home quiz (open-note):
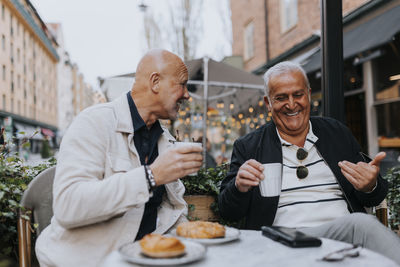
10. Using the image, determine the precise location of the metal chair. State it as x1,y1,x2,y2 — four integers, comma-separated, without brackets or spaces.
18,166,56,267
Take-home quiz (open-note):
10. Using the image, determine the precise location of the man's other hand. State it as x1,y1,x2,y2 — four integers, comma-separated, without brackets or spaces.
149,145,203,185
235,159,264,193
338,152,386,192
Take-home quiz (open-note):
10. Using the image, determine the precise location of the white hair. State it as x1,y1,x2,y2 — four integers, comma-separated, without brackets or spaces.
263,61,310,97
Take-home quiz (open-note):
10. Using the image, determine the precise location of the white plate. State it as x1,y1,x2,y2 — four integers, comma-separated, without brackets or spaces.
171,226,240,245
119,240,206,266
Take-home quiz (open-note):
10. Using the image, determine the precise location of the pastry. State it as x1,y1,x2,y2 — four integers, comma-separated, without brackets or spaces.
140,233,185,258
176,221,226,239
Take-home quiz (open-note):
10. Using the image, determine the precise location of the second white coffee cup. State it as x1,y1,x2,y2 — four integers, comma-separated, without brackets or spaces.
259,163,282,197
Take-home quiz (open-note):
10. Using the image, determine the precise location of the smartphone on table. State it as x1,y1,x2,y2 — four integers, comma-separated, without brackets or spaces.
261,226,322,248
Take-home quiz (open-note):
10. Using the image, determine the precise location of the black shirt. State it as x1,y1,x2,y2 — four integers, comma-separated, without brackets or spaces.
127,92,166,241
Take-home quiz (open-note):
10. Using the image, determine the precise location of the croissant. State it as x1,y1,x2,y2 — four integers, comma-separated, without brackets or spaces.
176,221,225,239
140,233,185,258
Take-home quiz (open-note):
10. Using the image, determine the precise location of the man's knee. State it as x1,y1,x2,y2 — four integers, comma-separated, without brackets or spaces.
345,213,380,232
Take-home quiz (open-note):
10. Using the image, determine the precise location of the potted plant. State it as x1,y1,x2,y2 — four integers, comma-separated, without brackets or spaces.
181,163,228,221
385,166,400,235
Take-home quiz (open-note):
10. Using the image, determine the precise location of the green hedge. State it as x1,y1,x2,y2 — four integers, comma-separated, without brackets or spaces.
385,166,400,231
0,137,56,261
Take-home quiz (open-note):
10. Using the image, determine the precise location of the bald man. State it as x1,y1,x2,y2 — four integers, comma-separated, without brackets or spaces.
35,50,203,267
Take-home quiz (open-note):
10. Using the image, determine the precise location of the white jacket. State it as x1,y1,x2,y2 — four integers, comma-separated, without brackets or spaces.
35,95,187,267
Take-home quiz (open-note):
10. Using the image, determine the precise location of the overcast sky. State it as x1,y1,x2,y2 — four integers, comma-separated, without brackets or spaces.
30,0,232,88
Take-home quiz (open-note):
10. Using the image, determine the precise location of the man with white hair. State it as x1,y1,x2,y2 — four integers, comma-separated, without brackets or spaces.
219,61,400,264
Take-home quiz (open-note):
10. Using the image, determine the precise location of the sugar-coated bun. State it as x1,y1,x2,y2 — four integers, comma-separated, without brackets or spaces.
176,221,225,239
140,234,185,258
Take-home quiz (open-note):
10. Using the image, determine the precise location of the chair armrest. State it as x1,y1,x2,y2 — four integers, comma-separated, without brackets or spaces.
18,210,32,267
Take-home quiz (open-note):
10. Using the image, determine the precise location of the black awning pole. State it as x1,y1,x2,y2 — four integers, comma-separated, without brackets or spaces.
321,0,345,123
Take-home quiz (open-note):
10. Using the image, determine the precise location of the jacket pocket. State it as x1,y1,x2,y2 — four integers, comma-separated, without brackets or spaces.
108,154,133,172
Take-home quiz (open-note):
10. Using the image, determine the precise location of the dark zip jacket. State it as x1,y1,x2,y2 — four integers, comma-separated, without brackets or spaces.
218,117,388,230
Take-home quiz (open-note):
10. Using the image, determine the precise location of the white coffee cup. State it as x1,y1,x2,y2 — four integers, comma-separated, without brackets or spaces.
173,141,202,150
259,163,282,197
173,142,202,175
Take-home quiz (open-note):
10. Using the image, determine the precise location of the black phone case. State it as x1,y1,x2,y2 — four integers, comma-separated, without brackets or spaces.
261,226,322,248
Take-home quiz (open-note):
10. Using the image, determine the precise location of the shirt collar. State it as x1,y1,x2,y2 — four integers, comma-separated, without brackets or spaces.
276,121,318,150
127,92,147,132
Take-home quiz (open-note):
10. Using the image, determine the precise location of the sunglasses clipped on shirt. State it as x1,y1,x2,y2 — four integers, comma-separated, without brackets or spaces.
283,147,323,179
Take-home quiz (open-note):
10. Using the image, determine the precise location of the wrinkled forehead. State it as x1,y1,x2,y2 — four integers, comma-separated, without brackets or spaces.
269,71,308,93
162,60,188,80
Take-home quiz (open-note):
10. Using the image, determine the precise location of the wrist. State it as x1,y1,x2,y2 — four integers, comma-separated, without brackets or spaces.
364,181,378,193
235,179,249,193
144,165,156,191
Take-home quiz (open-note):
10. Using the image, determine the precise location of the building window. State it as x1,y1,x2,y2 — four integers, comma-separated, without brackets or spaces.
2,65,5,81
243,21,254,60
280,0,298,33
11,98,13,112
17,100,20,114
2,94,5,109
10,14,13,36
1,4,4,20
1,35,5,50
10,43,13,62
17,48,20,62
10,71,13,92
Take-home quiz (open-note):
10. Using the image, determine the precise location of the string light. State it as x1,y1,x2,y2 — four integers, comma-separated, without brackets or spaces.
238,113,243,119
189,97,193,102
258,99,264,106
259,113,264,119
230,102,234,110
250,123,255,128
217,101,224,109
249,106,254,113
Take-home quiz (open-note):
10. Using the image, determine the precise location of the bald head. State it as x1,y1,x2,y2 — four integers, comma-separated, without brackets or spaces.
135,49,186,85
130,49,189,123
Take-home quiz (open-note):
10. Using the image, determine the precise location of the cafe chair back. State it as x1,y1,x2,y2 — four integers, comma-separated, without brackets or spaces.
366,199,388,226
18,166,56,267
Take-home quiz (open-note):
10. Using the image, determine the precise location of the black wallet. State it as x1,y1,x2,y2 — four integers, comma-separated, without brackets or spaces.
261,226,322,248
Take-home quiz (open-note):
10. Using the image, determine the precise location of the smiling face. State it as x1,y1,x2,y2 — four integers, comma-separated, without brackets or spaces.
158,60,189,120
264,70,311,140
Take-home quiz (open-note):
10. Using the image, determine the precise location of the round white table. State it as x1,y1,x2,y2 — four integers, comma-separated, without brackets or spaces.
101,230,399,267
